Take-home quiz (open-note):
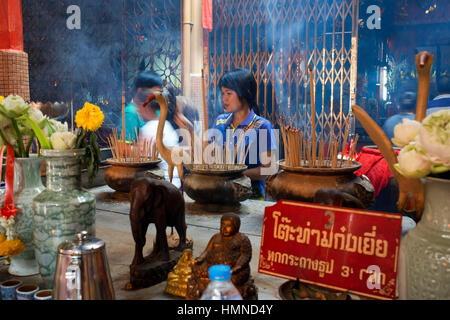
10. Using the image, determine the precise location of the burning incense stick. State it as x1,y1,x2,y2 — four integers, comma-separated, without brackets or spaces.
309,64,316,167
201,69,208,138
108,130,159,163
347,134,359,167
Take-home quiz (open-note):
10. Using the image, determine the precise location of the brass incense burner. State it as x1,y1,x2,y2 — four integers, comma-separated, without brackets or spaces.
266,160,374,208
105,129,162,194
104,159,162,193
183,164,252,212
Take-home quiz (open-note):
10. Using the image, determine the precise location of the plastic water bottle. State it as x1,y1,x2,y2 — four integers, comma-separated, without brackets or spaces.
200,265,243,300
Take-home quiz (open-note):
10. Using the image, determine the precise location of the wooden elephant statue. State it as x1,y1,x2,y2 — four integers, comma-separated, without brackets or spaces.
129,177,187,266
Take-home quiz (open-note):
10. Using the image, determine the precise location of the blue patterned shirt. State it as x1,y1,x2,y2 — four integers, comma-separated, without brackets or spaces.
212,110,277,198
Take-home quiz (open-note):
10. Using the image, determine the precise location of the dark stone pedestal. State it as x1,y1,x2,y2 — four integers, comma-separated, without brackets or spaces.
128,250,183,290
127,238,193,290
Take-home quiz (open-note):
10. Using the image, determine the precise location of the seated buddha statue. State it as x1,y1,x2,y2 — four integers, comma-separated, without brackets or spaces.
165,249,194,297
186,213,257,300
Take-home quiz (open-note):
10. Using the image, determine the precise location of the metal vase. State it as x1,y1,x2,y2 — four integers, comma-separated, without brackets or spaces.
53,231,115,300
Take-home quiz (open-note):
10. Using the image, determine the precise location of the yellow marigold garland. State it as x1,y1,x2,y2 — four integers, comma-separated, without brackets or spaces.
0,237,24,257
75,102,104,132
0,96,4,104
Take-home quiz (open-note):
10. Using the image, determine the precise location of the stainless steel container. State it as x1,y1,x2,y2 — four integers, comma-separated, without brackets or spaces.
53,231,115,300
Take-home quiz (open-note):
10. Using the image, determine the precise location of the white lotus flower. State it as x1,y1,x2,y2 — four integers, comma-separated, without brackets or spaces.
1,95,29,116
43,119,68,137
392,118,421,148
50,119,68,133
50,131,77,150
394,142,432,178
28,108,46,127
417,109,450,166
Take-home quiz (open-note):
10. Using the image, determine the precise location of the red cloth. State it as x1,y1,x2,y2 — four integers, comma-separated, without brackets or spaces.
0,0,24,51
354,147,399,198
202,0,213,32
0,144,18,220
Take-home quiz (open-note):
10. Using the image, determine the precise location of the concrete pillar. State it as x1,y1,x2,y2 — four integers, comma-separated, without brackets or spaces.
190,0,203,75
189,0,205,125
182,0,192,97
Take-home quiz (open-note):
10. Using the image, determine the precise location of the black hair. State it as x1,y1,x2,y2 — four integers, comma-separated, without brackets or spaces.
218,68,258,112
139,85,178,129
134,71,163,91
437,74,450,94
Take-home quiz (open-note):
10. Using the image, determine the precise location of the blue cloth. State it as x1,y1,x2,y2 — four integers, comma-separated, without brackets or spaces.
428,97,450,108
427,96,450,115
382,113,415,141
212,109,277,198
118,102,145,142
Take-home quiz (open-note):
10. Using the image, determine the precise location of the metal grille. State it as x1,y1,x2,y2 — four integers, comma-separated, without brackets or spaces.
206,0,359,142
22,0,182,146
122,0,182,97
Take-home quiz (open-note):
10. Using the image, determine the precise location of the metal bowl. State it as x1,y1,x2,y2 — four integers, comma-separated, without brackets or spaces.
184,163,248,176
279,280,351,300
278,160,362,175
104,159,162,193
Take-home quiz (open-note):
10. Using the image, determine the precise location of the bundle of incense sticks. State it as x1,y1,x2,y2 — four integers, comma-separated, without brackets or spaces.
107,128,159,163
193,132,251,170
277,115,355,169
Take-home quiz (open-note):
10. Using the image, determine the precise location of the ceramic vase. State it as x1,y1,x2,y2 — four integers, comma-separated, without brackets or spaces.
7,156,44,276
398,177,450,299
33,149,96,288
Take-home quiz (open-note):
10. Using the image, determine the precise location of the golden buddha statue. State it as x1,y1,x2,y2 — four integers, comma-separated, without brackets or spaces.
165,248,194,297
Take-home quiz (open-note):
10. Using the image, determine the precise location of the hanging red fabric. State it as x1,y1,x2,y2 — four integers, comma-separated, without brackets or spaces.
354,147,400,198
0,144,17,220
202,0,213,32
0,0,24,51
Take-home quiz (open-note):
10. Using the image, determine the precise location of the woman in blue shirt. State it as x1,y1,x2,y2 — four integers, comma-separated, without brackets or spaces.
213,68,277,199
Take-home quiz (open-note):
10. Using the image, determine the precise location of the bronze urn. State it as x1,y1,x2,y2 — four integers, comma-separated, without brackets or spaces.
183,164,252,212
265,160,374,208
104,159,162,193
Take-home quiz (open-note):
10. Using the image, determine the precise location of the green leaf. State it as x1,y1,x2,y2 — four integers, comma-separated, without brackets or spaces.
21,115,52,149
76,129,86,149
26,132,35,155
11,118,26,157
44,118,56,137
